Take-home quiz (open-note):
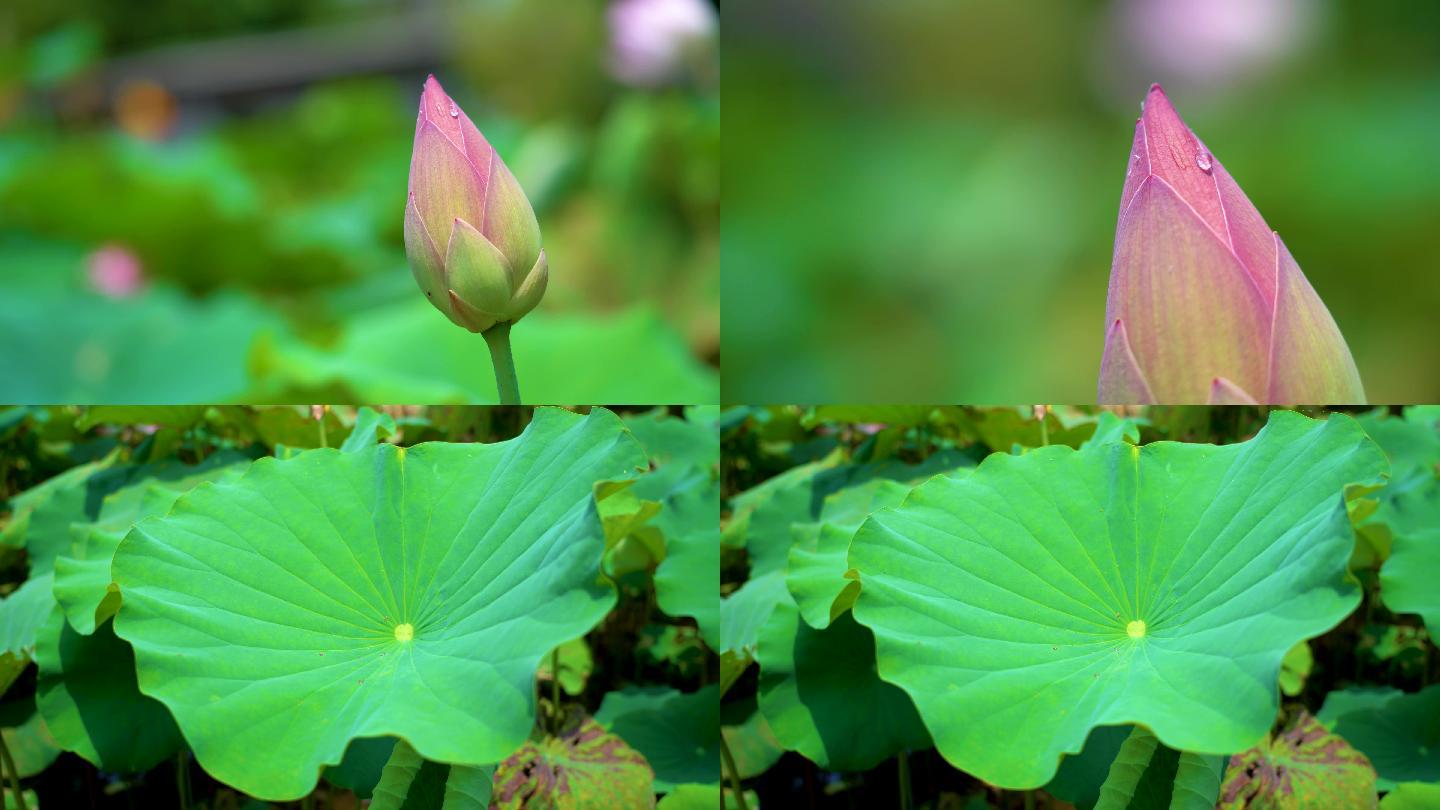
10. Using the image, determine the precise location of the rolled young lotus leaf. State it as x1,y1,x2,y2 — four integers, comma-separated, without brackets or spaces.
1100,84,1364,405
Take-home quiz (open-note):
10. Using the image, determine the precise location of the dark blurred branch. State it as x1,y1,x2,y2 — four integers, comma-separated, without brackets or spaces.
98,7,443,103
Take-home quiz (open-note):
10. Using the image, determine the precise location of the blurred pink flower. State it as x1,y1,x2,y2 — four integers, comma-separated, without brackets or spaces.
1117,0,1315,90
608,0,717,87
87,245,144,298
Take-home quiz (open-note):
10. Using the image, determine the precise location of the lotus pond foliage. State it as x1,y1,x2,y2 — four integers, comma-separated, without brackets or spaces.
720,405,1440,809
0,404,721,809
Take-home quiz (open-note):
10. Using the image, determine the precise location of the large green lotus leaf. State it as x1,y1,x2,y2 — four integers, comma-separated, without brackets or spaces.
111,408,647,800
53,456,252,635
786,478,921,630
1045,725,1134,810
624,409,720,469
645,467,720,648
492,714,655,809
755,599,930,771
34,608,182,772
0,574,54,696
1095,726,1223,810
1381,529,1440,634
1381,782,1440,809
370,739,493,810
1333,685,1440,789
848,411,1387,787
253,302,718,403
1218,712,1377,809
595,685,719,792
0,287,278,402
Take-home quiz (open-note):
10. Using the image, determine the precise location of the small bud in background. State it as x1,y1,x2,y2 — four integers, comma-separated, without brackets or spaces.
86,244,144,298
1099,84,1364,405
404,75,547,335
607,0,717,88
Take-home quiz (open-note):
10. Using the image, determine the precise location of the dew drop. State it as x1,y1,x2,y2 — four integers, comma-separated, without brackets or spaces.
448,102,459,118
1195,150,1213,172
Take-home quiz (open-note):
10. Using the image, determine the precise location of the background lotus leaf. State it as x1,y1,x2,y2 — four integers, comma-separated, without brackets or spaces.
1380,529,1440,635
848,411,1386,787
1333,685,1440,789
720,700,784,780
1044,725,1134,810
625,408,721,469
1095,726,1223,810
52,453,252,635
644,466,721,647
1381,782,1440,809
0,575,53,696
370,739,493,810
0,704,60,778
1218,712,1377,809
755,599,930,771
594,685,720,792
491,714,655,810
111,407,646,800
1317,687,1405,729
34,608,182,772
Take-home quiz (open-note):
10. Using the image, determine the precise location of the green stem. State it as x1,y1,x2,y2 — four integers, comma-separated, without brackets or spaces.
176,750,190,810
897,750,912,810
1024,788,1036,810
0,731,25,810
550,647,561,732
719,732,749,810
482,322,522,405
1037,406,1049,447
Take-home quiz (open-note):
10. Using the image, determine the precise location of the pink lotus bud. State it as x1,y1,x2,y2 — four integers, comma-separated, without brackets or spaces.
404,75,548,334
1099,84,1364,404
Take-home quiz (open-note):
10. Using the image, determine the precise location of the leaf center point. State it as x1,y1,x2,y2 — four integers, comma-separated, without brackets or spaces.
1126,620,1146,639
394,622,415,642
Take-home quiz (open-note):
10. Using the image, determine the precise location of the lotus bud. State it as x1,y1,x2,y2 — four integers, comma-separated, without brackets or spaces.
404,75,548,334
1099,84,1364,405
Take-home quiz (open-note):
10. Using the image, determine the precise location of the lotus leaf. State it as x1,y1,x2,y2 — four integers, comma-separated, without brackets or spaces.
1381,529,1440,634
720,700,784,780
340,406,399,453
0,705,60,778
1095,726,1223,809
491,714,655,809
1317,687,1404,729
1381,782,1440,809
370,739,493,810
76,406,207,430
848,411,1386,787
656,784,757,810
595,685,720,791
755,599,930,771
805,405,937,428
34,609,182,772
1279,641,1314,697
111,407,646,800
539,637,595,697
324,736,397,799
625,409,720,469
0,575,53,696
1218,712,1377,809
1045,725,1133,810
1333,685,1440,789
645,467,720,647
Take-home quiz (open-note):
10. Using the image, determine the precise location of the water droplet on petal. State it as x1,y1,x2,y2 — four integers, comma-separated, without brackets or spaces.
448,102,459,118
1195,150,1213,172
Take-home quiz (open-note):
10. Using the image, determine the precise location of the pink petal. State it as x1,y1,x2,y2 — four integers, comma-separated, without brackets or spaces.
1098,319,1155,404
408,121,487,261
1265,234,1366,403
1208,377,1259,405
418,75,494,199
1108,174,1271,403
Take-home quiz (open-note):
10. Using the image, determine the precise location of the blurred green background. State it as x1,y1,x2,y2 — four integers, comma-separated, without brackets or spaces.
722,0,1440,403
0,0,719,403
